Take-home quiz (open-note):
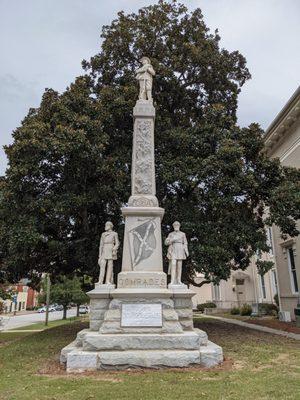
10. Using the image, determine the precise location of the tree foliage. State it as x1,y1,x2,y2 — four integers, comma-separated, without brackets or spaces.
0,1,299,286
0,77,127,282
39,276,88,319
0,284,14,301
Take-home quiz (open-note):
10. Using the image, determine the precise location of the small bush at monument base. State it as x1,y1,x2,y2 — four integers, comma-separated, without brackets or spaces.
259,303,279,316
197,302,217,312
230,307,240,315
240,304,252,316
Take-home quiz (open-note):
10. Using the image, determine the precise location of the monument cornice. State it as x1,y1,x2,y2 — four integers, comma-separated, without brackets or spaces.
121,206,165,218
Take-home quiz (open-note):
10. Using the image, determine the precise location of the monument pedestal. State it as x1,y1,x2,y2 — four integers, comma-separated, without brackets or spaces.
61,285,223,371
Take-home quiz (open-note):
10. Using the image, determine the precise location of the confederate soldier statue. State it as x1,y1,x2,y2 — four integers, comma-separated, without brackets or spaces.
165,221,189,285
98,221,120,285
135,56,155,101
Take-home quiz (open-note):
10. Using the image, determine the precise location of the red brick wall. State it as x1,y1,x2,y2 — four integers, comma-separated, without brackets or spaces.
26,288,36,309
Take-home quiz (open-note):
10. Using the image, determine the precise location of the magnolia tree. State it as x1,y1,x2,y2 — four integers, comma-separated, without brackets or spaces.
0,1,299,287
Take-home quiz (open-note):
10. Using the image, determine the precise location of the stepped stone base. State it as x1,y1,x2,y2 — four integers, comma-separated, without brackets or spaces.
61,339,223,371
60,286,223,371
67,328,207,352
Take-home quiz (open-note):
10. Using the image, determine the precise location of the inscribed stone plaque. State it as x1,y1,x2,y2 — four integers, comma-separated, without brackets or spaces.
121,303,162,327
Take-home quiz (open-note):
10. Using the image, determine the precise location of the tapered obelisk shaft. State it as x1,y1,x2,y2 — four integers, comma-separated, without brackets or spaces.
118,57,166,287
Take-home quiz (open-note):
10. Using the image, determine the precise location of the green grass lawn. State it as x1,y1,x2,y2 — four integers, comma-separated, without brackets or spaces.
0,318,299,400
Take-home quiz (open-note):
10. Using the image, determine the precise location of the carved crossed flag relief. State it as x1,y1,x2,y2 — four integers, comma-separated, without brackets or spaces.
129,218,157,268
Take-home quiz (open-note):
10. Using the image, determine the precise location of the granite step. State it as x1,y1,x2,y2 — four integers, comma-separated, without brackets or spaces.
64,341,223,371
81,329,207,351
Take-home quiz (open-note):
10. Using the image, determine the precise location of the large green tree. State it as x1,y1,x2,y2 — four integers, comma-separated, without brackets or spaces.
1,1,299,286
39,276,88,319
0,77,127,282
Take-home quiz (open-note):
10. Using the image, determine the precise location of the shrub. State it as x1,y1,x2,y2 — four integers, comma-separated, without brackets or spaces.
259,303,278,315
240,304,252,316
197,302,217,312
230,307,240,315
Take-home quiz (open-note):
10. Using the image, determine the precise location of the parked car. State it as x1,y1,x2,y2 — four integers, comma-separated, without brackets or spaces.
55,305,64,311
79,305,89,314
37,305,56,313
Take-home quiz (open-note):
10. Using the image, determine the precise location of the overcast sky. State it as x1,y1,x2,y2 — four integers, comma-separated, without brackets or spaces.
0,0,299,175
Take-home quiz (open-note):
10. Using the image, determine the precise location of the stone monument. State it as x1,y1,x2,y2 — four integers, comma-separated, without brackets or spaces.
61,57,223,371
165,221,189,287
97,221,119,286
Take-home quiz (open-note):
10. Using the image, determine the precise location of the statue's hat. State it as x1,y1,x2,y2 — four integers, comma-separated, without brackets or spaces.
140,56,151,64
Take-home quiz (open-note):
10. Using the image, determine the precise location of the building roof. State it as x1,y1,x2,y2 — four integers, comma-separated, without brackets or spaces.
264,86,300,156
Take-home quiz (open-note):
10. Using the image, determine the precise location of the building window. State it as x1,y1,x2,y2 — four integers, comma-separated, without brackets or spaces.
260,275,266,299
271,270,278,295
266,227,274,255
212,284,220,301
287,247,299,294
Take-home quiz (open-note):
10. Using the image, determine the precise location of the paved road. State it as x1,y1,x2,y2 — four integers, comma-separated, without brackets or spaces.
0,308,77,330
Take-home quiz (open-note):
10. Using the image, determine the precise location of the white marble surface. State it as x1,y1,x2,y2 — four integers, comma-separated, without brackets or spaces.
82,330,203,351
121,303,162,327
117,271,167,289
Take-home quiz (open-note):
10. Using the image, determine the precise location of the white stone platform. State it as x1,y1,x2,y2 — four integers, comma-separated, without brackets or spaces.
61,286,223,371
81,330,207,351
61,338,223,371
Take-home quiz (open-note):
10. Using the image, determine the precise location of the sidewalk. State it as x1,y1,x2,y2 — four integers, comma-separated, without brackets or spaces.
196,314,300,341
3,310,37,316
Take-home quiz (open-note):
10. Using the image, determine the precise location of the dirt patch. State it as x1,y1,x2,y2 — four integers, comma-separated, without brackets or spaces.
247,318,300,334
252,364,273,371
37,361,123,381
232,360,247,370
36,357,234,378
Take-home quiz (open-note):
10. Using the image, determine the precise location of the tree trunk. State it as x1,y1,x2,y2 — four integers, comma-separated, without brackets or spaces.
63,305,67,320
76,304,80,317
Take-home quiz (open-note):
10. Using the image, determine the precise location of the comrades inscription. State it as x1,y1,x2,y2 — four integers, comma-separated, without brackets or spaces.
118,276,166,288
121,304,162,327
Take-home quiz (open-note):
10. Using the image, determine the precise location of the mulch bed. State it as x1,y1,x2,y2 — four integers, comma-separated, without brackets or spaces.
194,318,298,345
247,318,300,334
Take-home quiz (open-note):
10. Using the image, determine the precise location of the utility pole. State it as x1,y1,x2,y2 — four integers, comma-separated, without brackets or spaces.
45,273,51,326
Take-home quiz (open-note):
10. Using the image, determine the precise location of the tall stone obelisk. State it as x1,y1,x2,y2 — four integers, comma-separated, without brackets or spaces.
60,57,223,371
118,58,166,289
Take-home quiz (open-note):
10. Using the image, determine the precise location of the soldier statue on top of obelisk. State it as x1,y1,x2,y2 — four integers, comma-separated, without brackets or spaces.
135,56,155,101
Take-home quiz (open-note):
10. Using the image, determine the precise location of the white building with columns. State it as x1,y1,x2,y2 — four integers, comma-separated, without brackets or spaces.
192,88,300,315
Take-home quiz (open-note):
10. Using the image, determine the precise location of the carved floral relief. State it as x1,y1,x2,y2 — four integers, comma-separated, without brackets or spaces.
134,120,153,195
